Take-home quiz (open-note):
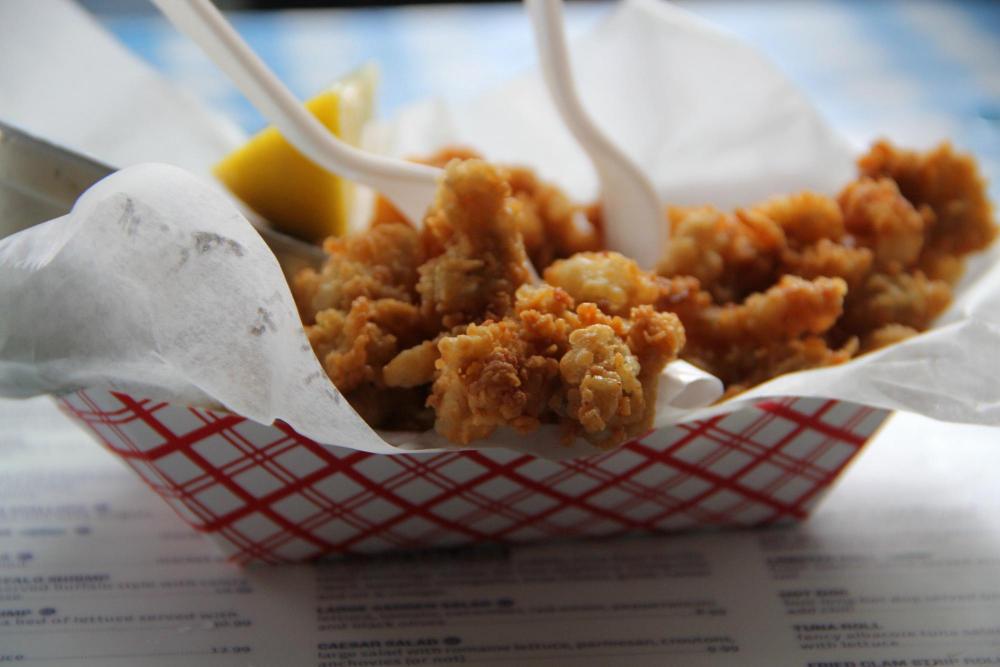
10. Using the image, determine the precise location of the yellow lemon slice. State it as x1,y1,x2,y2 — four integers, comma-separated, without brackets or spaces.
214,64,377,243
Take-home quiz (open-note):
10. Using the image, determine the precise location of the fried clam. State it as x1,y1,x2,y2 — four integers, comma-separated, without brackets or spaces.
294,142,995,446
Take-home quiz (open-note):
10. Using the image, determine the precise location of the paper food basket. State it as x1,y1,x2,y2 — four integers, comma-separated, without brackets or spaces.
56,389,888,564
9,0,991,567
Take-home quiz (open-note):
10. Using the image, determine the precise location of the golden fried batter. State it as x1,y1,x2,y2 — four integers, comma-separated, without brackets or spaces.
859,140,996,257
563,306,684,445
506,165,602,268
429,284,683,447
371,147,601,272
698,276,846,344
550,251,850,390
672,277,851,388
306,297,424,394
839,270,952,335
752,191,846,245
293,222,423,322
780,238,873,290
294,141,995,448
417,159,531,329
861,323,919,353
651,141,995,388
560,324,644,438
543,251,661,316
657,205,785,303
710,337,857,398
300,160,681,447
383,339,439,389
839,177,927,270
430,319,544,444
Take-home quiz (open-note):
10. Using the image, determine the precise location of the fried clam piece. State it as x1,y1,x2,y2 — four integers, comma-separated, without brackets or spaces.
663,191,872,297
833,159,981,348
429,318,558,445
367,147,483,227
752,191,846,246
839,177,928,271
750,192,874,289
371,147,601,272
382,339,440,389
557,303,684,447
778,238,874,291
422,148,602,269
382,283,581,393
644,272,850,394
559,323,644,441
417,158,532,329
542,251,692,384
694,275,848,344
305,297,430,427
505,165,602,269
712,337,857,399
428,284,684,447
859,140,997,261
293,215,434,430
548,251,851,394
659,274,851,390
543,251,661,317
838,270,952,340
860,323,920,353
293,222,424,322
306,297,425,392
657,205,786,303
427,285,576,445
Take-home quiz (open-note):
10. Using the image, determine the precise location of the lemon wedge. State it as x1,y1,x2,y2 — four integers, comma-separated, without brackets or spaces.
214,64,377,243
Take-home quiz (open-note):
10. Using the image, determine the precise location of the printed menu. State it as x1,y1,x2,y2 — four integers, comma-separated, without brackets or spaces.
3,396,999,666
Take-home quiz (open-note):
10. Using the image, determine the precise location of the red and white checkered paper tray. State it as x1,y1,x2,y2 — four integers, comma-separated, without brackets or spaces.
5,0,998,567
57,389,888,565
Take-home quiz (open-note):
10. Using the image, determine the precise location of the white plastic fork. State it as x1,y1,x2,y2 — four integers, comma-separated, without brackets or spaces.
525,0,667,268
150,0,440,224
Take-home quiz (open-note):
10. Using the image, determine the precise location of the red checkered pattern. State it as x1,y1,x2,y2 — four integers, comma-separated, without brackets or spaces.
58,389,888,565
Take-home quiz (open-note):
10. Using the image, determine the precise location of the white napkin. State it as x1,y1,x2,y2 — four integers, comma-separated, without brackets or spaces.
377,0,855,208
1,0,998,460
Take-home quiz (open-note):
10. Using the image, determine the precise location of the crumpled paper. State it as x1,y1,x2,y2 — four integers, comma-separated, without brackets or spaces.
376,0,856,208
2,0,998,459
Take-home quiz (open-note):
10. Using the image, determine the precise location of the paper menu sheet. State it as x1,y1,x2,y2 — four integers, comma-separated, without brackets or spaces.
2,397,999,666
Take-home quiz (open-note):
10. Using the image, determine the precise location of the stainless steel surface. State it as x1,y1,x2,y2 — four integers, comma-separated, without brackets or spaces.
0,121,326,273
0,122,113,239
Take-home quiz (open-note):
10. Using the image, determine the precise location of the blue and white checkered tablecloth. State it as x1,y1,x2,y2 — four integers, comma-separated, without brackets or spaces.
97,1,1000,197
